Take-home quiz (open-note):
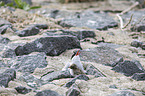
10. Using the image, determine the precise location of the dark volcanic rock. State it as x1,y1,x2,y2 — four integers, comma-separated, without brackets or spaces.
131,73,145,81
15,35,81,56
122,10,145,32
0,0,32,5
59,10,118,30
131,41,143,48
112,60,144,76
35,90,61,96
79,46,123,67
16,26,40,37
66,84,80,96
0,68,16,87
41,70,72,82
9,53,48,73
86,64,106,77
15,86,32,94
64,74,89,88
0,36,10,44
108,91,135,96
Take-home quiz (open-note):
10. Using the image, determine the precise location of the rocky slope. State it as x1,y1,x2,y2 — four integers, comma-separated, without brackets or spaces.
0,0,145,96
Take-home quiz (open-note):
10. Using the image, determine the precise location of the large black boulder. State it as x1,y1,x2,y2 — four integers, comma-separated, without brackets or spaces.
15,35,81,56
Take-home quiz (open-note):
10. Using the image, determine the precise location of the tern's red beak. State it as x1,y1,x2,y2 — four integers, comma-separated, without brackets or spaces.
75,50,81,56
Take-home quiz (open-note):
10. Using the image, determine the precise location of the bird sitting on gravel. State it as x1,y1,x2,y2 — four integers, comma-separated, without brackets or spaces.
62,50,87,76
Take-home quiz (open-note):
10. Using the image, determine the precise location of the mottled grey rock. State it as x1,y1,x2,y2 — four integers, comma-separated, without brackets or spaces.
66,84,80,96
86,64,106,77
15,86,32,94
59,10,118,30
33,24,48,29
0,68,16,87
141,43,145,50
138,0,145,8
44,29,96,40
0,0,32,5
0,36,10,44
16,26,40,37
0,18,11,27
79,46,123,67
109,84,118,89
0,25,12,34
61,29,96,40
19,73,47,88
9,53,48,73
41,70,72,82
131,41,143,48
107,91,135,96
2,48,16,58
15,35,81,56
0,60,7,67
97,43,124,49
2,43,24,58
123,10,145,32
131,73,145,81
112,60,144,76
64,74,89,88
0,18,12,34
35,90,61,96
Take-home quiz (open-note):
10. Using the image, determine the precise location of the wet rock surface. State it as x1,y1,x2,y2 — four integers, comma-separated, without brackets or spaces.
15,36,81,56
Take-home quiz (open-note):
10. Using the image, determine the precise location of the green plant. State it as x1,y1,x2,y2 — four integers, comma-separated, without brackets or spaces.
0,0,41,11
